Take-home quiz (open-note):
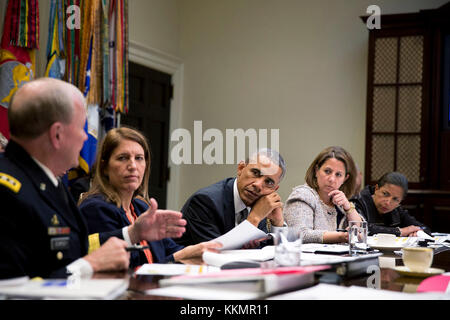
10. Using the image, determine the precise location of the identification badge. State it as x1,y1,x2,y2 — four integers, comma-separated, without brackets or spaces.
50,237,70,251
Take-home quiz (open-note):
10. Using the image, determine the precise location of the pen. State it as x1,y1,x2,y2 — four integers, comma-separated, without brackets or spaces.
126,245,150,252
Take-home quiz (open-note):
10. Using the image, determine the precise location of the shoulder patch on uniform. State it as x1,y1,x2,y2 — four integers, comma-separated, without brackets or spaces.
0,172,22,193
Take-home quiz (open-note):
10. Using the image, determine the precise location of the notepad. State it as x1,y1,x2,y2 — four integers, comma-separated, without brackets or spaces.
301,244,349,254
136,263,220,276
202,246,275,267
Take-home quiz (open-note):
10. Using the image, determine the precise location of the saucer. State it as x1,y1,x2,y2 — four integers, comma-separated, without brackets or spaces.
393,266,445,278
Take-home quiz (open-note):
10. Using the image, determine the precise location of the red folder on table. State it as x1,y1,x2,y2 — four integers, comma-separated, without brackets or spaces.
159,265,330,298
417,274,450,293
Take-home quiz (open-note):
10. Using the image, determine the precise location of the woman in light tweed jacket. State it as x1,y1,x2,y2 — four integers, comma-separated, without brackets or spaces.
284,146,364,243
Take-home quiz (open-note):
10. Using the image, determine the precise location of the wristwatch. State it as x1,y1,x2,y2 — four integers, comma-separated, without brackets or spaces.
345,202,356,214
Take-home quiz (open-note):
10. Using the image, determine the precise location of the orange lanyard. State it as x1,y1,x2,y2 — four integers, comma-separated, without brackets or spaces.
125,203,153,264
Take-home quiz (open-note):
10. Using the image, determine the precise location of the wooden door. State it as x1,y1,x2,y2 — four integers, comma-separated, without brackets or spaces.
121,62,173,208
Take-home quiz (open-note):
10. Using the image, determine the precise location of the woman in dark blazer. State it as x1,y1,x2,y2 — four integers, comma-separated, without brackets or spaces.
350,172,431,237
79,127,220,268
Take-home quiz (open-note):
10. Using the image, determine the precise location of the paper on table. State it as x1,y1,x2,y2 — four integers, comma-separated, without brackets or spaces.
268,283,445,300
146,285,261,300
417,230,434,240
301,243,349,254
203,246,275,267
0,276,29,287
367,236,417,247
136,263,220,276
0,279,129,300
213,220,268,250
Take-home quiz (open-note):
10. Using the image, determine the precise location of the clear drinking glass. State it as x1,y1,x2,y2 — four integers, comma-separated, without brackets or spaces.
274,227,302,266
348,221,368,256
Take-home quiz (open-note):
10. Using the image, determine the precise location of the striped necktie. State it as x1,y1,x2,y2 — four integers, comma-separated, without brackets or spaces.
236,208,249,225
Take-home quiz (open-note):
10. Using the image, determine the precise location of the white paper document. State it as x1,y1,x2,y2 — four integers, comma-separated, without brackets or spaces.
213,220,268,250
203,246,275,267
146,285,261,300
417,230,434,240
136,263,220,276
299,252,357,266
301,244,349,254
0,278,128,300
269,283,445,300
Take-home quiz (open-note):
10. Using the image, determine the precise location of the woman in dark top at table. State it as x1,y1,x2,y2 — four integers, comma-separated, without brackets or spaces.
78,127,220,268
350,171,431,237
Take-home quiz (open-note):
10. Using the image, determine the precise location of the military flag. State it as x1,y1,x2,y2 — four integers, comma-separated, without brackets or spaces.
0,0,39,139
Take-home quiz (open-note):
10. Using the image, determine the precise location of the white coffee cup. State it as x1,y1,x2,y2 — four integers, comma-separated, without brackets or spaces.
402,247,433,272
376,233,397,246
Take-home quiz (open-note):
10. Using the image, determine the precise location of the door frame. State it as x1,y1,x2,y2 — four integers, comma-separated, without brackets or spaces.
129,40,183,210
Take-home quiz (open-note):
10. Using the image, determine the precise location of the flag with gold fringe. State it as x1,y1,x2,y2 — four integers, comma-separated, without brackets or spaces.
43,0,128,183
109,0,128,114
0,0,39,139
45,0,65,79
100,0,116,136
65,0,80,87
72,0,101,177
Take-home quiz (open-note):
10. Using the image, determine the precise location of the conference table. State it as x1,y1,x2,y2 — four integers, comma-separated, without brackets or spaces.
108,246,450,300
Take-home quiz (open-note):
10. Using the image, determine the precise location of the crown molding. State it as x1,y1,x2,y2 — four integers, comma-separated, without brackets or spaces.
128,40,182,74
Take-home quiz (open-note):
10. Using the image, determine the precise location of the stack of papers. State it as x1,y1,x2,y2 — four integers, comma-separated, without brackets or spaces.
146,285,262,300
202,246,275,267
201,244,381,270
301,244,349,254
269,283,445,300
368,233,450,252
0,278,129,300
147,265,329,300
136,263,220,276
367,236,418,251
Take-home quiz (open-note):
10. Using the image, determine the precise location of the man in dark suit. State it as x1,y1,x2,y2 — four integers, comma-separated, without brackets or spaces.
176,148,286,246
0,78,185,279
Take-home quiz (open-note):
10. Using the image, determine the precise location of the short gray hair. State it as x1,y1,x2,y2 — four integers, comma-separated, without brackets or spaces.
8,78,85,139
247,148,286,181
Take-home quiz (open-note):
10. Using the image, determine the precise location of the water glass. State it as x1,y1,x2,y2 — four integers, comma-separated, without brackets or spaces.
348,221,368,256
274,227,302,266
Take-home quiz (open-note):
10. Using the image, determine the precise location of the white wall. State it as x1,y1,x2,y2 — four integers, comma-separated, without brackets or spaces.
175,0,448,209
129,0,180,57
